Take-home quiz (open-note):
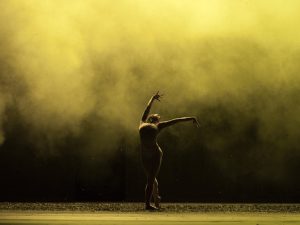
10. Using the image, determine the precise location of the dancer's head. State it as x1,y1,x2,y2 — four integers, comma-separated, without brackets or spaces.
147,114,160,124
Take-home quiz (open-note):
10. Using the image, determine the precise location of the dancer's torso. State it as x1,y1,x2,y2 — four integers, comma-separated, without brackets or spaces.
139,123,162,153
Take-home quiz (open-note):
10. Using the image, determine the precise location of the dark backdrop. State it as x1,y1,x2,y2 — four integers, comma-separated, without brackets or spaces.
1,100,300,203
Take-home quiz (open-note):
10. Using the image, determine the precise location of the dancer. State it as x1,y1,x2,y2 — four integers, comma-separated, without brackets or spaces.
139,91,199,210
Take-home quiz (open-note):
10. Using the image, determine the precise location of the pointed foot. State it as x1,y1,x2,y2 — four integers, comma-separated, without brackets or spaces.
154,195,161,208
145,205,159,211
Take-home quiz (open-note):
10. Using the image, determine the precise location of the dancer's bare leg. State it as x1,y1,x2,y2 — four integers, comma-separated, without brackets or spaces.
145,175,158,210
153,178,161,208
143,150,162,210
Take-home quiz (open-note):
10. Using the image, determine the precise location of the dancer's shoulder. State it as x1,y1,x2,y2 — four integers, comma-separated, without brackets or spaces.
139,123,157,130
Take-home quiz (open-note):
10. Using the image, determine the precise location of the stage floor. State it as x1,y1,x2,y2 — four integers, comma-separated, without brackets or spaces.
1,203,300,225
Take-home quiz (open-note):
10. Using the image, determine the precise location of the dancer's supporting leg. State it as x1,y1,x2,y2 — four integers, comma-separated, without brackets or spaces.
153,178,161,208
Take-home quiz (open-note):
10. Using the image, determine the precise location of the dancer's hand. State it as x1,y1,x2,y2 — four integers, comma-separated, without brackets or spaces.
153,91,163,102
192,117,200,128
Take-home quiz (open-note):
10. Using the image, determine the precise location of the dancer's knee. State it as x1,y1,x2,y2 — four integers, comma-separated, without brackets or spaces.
147,175,156,185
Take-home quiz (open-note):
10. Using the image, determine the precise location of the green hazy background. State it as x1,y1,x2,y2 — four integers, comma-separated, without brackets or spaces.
1,0,300,201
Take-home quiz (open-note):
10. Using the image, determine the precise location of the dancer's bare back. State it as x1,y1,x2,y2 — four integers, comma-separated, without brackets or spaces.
139,123,159,149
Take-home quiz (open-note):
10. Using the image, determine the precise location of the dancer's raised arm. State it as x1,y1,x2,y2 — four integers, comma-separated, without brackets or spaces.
158,117,199,130
141,91,163,123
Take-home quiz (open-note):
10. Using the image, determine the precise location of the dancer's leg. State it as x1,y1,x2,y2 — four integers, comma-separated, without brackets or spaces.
153,178,161,208
142,150,162,210
145,175,157,210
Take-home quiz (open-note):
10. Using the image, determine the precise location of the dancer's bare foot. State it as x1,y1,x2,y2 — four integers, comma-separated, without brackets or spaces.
154,195,161,208
145,205,159,210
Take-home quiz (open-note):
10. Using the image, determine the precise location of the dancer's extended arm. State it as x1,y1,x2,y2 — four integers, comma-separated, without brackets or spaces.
141,91,163,123
158,117,199,130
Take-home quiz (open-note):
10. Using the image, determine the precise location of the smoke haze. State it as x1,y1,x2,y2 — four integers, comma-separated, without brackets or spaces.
1,0,300,201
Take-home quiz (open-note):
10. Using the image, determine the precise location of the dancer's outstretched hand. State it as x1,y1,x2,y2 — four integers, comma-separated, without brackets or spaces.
153,91,163,101
192,117,200,128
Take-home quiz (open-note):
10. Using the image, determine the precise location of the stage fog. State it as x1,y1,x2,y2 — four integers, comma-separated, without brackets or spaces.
1,0,300,202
